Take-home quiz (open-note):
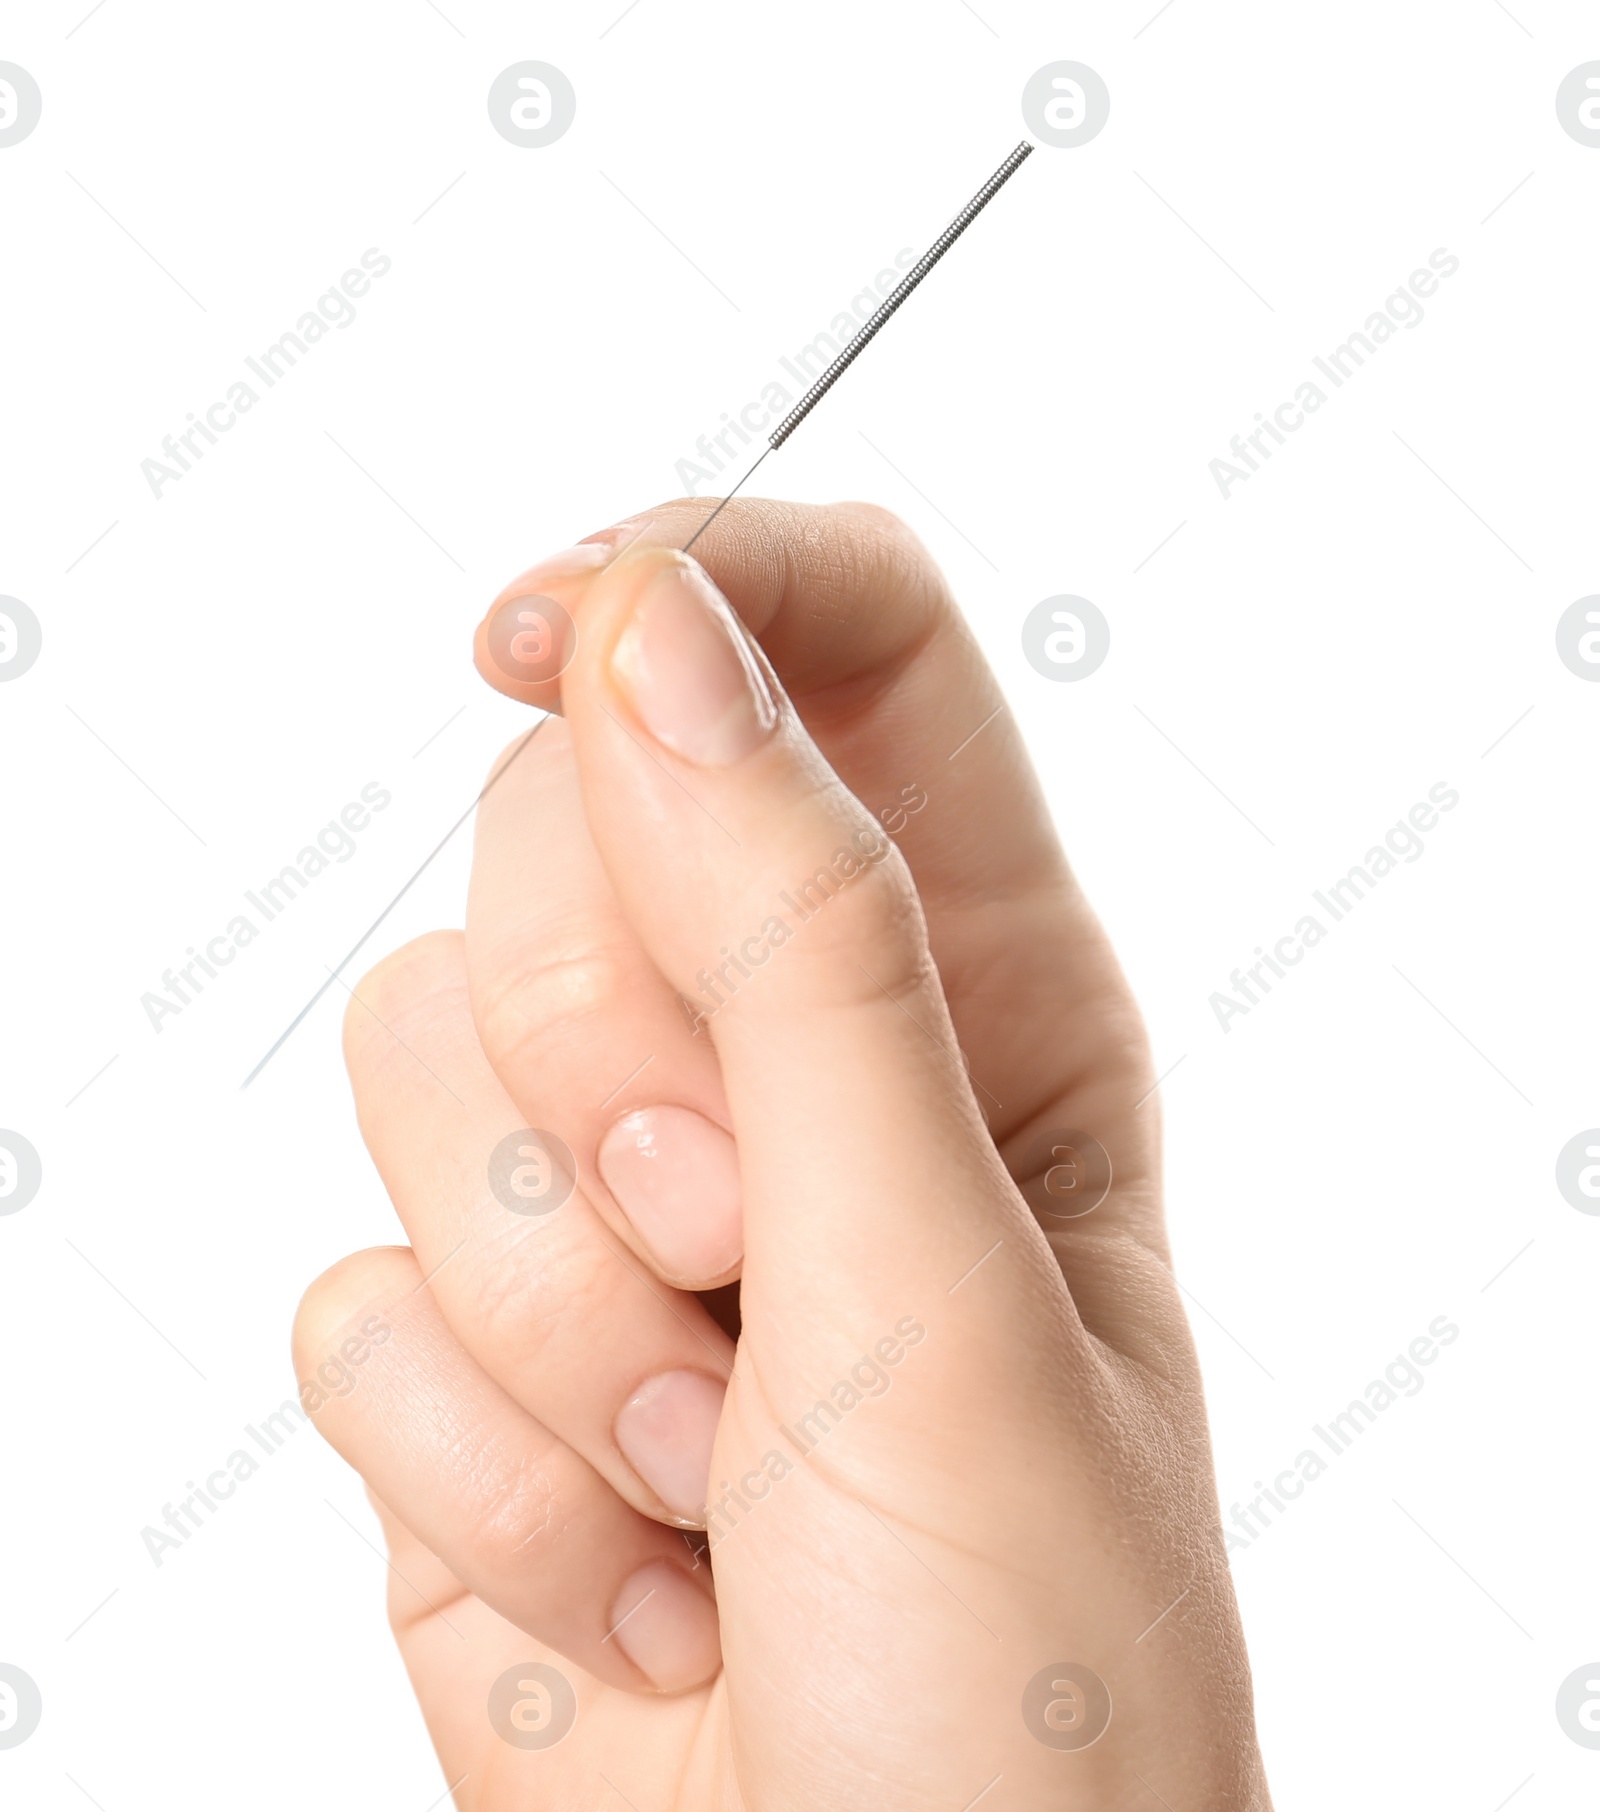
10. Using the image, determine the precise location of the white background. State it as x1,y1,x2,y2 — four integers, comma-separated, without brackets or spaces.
2,1,1596,1806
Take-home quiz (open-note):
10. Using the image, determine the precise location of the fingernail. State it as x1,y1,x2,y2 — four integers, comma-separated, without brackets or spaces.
598,1107,744,1281
584,515,655,553
614,1368,725,1525
611,560,776,767
494,542,613,601
606,1560,721,1693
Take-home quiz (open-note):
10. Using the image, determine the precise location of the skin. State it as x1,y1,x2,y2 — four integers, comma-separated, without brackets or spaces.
293,499,1274,1810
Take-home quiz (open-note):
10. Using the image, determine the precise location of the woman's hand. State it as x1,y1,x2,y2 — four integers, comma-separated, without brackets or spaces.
293,500,1272,1810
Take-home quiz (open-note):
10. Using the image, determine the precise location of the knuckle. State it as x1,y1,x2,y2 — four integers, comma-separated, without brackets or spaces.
481,725,557,794
740,819,936,1013
484,731,527,791
474,944,629,1071
833,864,939,999
459,1455,561,1576
291,1247,411,1377
832,498,912,540
830,499,943,590
469,1229,611,1375
342,930,465,1072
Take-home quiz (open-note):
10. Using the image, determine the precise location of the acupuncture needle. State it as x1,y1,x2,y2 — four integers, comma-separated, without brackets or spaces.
242,138,1035,1087
682,138,1034,553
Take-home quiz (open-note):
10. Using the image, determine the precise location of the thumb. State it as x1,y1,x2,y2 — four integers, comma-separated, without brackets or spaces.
556,545,1056,1352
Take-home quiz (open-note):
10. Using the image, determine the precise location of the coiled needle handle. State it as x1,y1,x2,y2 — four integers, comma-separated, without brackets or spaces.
768,140,1034,448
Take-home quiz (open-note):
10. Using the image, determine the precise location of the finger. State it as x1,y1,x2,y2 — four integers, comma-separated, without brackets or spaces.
293,1244,721,1694
470,526,652,709
466,721,743,1288
555,545,1068,1361
343,932,735,1528
475,501,1159,1255
363,1493,715,1812
471,540,613,707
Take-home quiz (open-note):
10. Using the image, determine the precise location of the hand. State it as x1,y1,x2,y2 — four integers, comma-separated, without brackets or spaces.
293,500,1272,1809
